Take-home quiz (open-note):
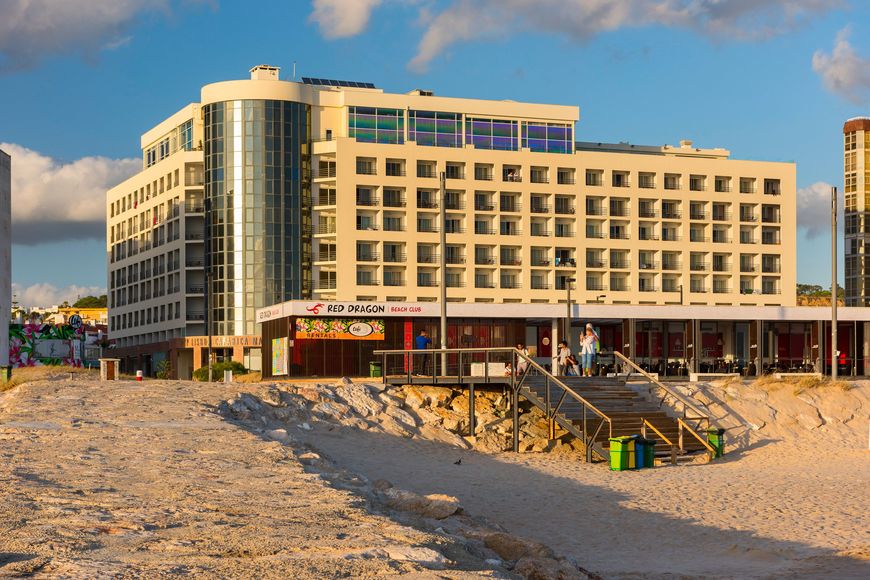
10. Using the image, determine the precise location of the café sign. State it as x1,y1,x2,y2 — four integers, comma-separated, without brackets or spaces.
256,300,441,321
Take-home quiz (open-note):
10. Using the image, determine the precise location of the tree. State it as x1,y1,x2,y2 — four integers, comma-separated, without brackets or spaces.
73,295,107,308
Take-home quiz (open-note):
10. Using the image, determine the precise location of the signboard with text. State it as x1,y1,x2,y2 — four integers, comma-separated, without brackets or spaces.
271,337,288,376
256,300,440,321
295,318,385,340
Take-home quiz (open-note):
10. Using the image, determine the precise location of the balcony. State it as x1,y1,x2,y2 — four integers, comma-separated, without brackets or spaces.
530,204,550,214
740,264,757,273
356,278,380,286
761,234,781,245
417,279,439,288
762,213,781,224
662,211,682,220
475,280,497,289
444,200,465,210
609,207,630,218
638,232,659,241
713,286,731,294
417,200,439,209
446,255,465,265
689,212,708,221
418,254,440,264
586,259,607,268
609,231,629,240
316,225,337,235
317,251,337,261
661,262,681,271
586,282,607,291
555,206,575,215
500,281,522,289
762,264,781,273
531,258,550,267
186,311,205,321
711,212,731,221
417,167,437,178
586,206,606,216
356,252,380,262
638,261,659,270
186,285,204,294
356,224,380,232
383,197,407,208
557,175,575,185
475,256,496,266
531,229,551,237
383,278,405,287
690,286,708,293
690,262,709,271
531,281,551,290
317,166,336,178
762,287,781,295
356,197,379,207
185,203,204,213
356,165,376,176
639,209,658,218
740,213,758,222
475,202,495,211
383,253,407,263
638,285,659,293
610,260,631,269
185,259,204,267
500,256,522,266
530,173,549,184
503,171,522,183
474,171,494,181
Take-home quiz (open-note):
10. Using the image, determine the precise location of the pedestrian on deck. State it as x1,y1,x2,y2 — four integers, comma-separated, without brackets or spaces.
415,329,432,375
516,343,530,375
580,323,600,377
557,341,577,376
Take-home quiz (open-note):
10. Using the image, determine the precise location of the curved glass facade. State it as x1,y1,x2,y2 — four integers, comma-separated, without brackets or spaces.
203,99,311,336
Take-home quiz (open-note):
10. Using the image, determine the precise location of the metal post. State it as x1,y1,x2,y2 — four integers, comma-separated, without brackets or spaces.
205,196,213,383
511,360,519,452
469,383,476,437
832,186,838,380
545,376,552,439
439,171,448,377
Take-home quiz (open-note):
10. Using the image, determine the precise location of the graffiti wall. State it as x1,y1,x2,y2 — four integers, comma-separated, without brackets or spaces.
8,324,104,368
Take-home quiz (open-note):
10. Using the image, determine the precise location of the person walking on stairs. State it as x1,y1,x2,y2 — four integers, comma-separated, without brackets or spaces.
580,323,600,377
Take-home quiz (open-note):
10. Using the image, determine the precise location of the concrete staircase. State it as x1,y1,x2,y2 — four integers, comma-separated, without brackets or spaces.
520,375,708,461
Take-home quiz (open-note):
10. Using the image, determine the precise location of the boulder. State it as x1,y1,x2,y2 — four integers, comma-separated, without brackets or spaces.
404,387,426,410
406,406,443,426
419,386,454,408
335,383,383,417
432,406,467,432
294,386,332,404
514,557,587,580
483,532,554,561
312,400,352,421
378,415,414,438
417,424,472,449
450,393,495,415
385,405,418,428
265,428,291,443
383,488,462,519
372,479,393,491
474,430,511,453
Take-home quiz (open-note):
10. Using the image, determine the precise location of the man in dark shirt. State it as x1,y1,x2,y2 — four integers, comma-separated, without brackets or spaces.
415,330,432,375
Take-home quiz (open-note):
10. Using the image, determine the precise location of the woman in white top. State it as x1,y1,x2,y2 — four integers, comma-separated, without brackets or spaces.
579,323,600,377
516,343,530,375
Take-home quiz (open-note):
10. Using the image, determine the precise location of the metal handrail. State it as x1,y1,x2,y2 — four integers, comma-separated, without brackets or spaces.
678,418,717,458
614,351,712,425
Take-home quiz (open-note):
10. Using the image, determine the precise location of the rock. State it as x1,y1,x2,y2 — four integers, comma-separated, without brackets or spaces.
362,381,387,393
341,376,354,385
474,430,511,453
417,424,472,449
514,556,587,580
432,406,467,432
378,415,414,438
238,393,264,412
450,393,495,415
407,406,443,426
383,488,462,519
298,452,321,465
372,479,393,491
265,428,291,443
483,532,554,561
419,386,454,408
521,419,550,439
294,386,331,404
312,400,352,422
385,406,418,428
376,546,448,568
404,387,426,410
297,422,312,431
334,383,384,417
378,392,405,407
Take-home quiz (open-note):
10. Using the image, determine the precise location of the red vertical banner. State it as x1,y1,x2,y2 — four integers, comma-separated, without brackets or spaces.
538,326,552,357
403,318,414,372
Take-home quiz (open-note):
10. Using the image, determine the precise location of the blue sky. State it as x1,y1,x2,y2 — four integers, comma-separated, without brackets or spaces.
2,0,869,305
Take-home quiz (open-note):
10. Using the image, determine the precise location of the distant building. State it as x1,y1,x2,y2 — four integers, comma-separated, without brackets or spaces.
56,306,108,326
844,117,870,306
1,148,10,375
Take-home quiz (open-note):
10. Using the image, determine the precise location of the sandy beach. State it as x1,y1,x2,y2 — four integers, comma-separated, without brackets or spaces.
1,371,868,578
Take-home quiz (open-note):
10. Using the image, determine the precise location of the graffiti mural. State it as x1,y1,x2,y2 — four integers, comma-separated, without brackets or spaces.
8,324,102,368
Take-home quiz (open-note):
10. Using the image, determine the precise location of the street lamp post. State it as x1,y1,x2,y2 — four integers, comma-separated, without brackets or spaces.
832,186,838,380
565,277,576,346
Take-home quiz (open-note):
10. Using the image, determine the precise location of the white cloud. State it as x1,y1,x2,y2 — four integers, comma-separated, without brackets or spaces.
797,181,842,239
812,27,870,104
308,0,843,72
11,282,106,309
1,142,139,245
309,0,384,39
0,0,212,72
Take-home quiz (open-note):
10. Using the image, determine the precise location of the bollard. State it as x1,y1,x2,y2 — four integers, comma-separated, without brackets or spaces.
136,370,143,382
224,370,233,383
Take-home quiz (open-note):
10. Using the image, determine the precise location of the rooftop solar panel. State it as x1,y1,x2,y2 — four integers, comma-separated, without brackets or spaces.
302,77,376,89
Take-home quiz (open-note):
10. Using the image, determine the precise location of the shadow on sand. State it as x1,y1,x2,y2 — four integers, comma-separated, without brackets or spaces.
219,393,869,580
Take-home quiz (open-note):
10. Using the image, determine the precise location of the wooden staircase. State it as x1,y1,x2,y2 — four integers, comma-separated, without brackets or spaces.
520,376,708,460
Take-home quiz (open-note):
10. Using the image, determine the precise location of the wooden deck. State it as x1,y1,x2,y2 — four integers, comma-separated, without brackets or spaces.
383,374,511,387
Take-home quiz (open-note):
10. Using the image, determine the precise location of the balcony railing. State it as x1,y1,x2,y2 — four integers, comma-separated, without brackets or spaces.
317,167,337,178
317,251,337,261
740,214,758,222
417,200,439,209
530,174,549,184
418,254,440,264
530,205,550,214
555,206,575,215
638,262,659,270
446,255,465,265
383,198,406,208
586,259,606,268
356,166,377,176
475,256,495,265
557,176,575,185
690,262,709,271
417,168,437,178
356,198,379,207
662,211,682,219
474,172,494,181
356,253,380,262
500,257,522,266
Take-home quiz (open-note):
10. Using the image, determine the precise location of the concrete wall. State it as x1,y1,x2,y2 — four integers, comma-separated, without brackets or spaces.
0,149,10,368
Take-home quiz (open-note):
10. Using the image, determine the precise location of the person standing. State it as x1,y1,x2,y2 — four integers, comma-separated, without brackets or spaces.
516,342,530,375
580,323,600,377
414,329,432,375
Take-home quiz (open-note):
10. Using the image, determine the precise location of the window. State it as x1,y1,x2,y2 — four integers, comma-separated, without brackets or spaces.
689,175,706,191
385,160,405,176
383,188,404,207
383,215,403,231
638,172,655,189
348,106,404,144
408,110,462,147
465,117,518,151
521,121,572,153
763,179,781,195
740,177,756,194
445,162,464,179
664,174,680,190
585,170,603,186
612,171,630,187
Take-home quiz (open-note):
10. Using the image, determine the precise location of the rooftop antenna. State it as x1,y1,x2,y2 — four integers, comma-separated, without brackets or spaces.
293,61,297,81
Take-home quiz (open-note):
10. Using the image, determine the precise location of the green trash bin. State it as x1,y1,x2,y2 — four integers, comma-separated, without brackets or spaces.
369,361,382,378
608,436,636,471
0,366,11,384
707,428,725,459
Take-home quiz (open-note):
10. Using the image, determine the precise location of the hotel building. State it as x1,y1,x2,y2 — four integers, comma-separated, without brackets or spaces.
108,65,800,377
844,117,870,306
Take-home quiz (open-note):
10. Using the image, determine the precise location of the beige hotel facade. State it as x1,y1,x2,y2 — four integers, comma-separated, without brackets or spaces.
107,65,800,377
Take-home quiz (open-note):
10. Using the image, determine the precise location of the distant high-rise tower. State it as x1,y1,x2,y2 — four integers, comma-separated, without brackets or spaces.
844,117,870,306
0,148,10,374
